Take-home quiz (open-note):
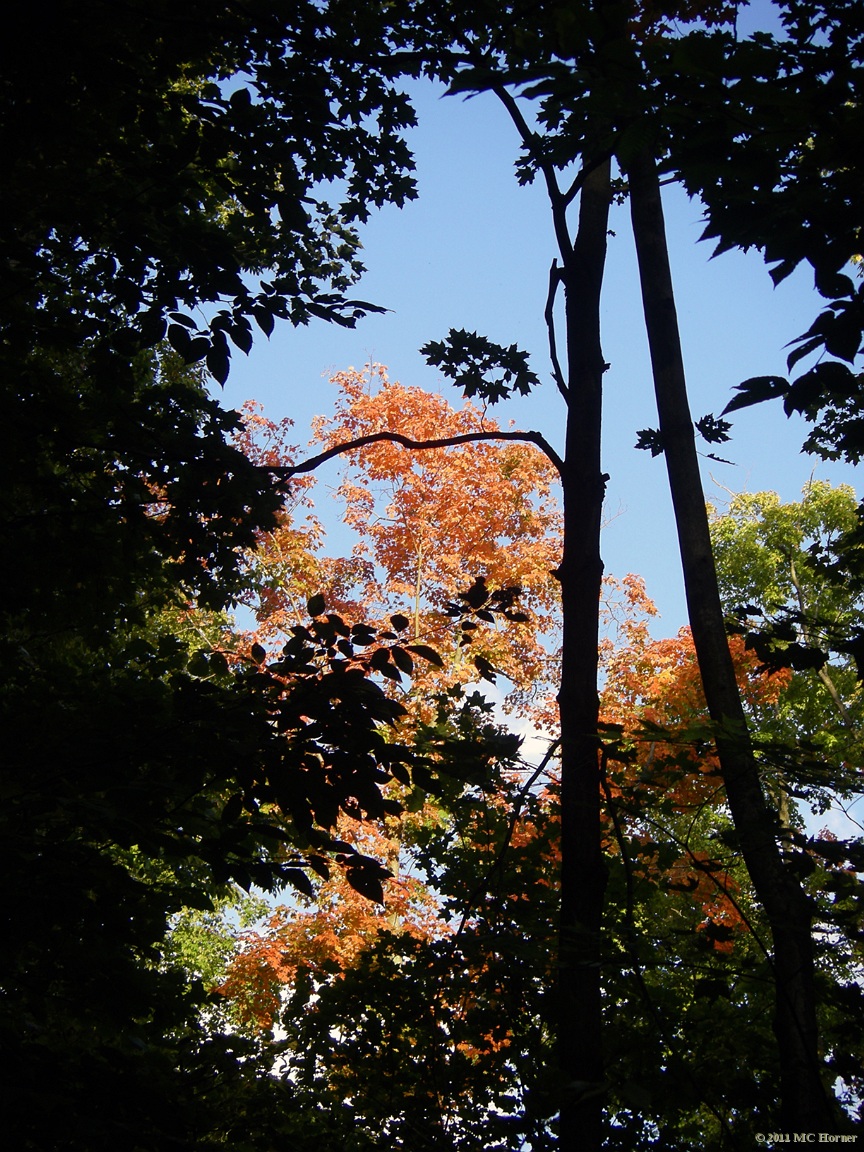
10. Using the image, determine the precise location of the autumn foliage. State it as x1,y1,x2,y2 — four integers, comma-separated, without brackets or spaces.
212,374,797,1043
243,364,562,717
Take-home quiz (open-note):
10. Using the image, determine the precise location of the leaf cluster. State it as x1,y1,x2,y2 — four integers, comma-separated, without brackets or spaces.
422,328,541,404
1,0,418,380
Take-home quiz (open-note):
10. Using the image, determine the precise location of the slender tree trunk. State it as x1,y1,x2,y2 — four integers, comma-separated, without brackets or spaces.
626,145,834,1133
556,154,612,1152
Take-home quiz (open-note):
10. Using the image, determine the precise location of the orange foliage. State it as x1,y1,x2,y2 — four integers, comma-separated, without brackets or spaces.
218,812,445,1031
222,375,790,1024
596,578,790,953
233,401,326,625
217,366,570,1031
660,849,746,955
243,364,563,720
601,581,791,808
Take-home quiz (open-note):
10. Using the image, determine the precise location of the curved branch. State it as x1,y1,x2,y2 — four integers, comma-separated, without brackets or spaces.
491,84,574,265
545,259,569,399
269,429,564,479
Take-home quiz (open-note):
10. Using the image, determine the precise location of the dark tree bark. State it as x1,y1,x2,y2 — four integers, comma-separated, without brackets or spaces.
626,144,835,1134
555,153,612,1152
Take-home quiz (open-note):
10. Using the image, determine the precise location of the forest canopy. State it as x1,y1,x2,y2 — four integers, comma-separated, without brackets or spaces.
1,2,862,1150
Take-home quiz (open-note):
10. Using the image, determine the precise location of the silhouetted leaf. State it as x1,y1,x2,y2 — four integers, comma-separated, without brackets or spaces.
306,593,326,618
722,376,788,415
406,644,444,667
635,428,664,456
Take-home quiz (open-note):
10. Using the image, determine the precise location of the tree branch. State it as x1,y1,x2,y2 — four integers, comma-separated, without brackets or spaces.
491,85,575,265
455,738,561,938
545,259,569,399
560,148,615,209
269,429,565,479
603,172,679,200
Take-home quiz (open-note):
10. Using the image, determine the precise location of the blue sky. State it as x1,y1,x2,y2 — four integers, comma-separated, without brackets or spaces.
218,55,859,636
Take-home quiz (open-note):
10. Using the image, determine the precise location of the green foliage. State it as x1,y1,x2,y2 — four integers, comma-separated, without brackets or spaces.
422,329,541,404
709,485,864,1112
0,5,430,1143
5,2,864,1146
273,712,559,1152
2,347,282,641
710,482,864,776
1,1,418,375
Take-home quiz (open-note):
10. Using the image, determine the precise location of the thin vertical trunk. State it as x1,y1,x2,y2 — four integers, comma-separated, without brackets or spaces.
626,145,834,1132
556,153,612,1152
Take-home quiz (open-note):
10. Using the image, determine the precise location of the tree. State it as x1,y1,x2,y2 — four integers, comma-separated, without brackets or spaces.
0,5,439,1144
1,1,418,375
0,350,446,1146
217,3,861,1141
8,2,862,1146
254,365,561,709
709,485,864,1120
711,482,864,771
208,543,856,1148
364,2,859,1137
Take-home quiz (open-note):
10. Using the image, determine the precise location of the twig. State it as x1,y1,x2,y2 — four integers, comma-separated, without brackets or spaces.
455,738,561,937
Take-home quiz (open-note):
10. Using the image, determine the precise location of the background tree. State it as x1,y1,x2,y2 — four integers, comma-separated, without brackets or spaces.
377,0,859,1135
250,364,562,711
6,1,862,1146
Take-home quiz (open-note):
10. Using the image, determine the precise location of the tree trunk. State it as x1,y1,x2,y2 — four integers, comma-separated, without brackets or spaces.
556,154,612,1152
626,145,834,1133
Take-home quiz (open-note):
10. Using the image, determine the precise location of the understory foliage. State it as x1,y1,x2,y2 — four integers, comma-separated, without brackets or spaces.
175,381,862,1149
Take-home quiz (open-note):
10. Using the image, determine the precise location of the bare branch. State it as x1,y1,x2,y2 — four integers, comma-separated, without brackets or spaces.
269,429,564,479
545,259,568,400
491,85,575,265
455,737,561,937
490,83,543,155
607,172,679,200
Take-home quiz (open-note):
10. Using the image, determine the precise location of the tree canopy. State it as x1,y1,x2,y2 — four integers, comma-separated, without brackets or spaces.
2,1,862,1149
